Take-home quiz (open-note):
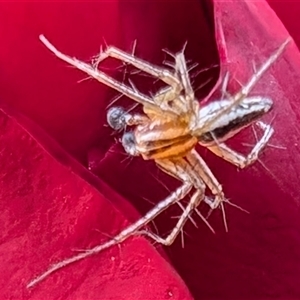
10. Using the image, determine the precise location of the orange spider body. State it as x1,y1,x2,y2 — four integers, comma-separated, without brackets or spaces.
134,105,198,160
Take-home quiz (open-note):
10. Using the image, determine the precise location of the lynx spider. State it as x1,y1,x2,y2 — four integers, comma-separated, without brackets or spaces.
27,35,291,288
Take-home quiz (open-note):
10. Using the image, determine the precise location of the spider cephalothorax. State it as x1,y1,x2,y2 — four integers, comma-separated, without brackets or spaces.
27,35,291,288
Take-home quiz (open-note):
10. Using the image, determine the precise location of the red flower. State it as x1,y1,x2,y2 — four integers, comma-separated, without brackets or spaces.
0,0,299,299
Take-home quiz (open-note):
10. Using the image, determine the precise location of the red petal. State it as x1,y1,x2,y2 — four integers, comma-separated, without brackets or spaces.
0,3,193,299
91,1,300,298
1,0,300,299
0,106,192,299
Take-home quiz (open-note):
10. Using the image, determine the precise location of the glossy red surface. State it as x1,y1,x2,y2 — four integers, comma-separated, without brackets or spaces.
0,0,300,299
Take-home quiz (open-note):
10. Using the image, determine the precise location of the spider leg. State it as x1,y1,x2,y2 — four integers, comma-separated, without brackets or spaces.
151,86,186,114
220,72,231,99
136,157,215,244
184,149,231,230
158,157,216,229
185,149,224,209
39,35,159,110
145,50,197,115
174,52,196,112
94,46,192,115
156,158,206,194
92,45,182,93
236,38,291,100
137,189,209,245
201,38,291,133
208,121,274,168
27,182,193,288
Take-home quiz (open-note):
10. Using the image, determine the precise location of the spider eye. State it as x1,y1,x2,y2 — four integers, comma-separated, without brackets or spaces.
107,107,126,130
121,132,139,156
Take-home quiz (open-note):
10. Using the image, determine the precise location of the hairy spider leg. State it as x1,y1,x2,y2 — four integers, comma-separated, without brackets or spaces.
27,182,193,289
135,156,216,246
154,157,216,236
92,44,198,115
92,44,182,93
136,189,206,245
40,34,187,119
39,35,173,114
174,52,197,112
208,121,274,168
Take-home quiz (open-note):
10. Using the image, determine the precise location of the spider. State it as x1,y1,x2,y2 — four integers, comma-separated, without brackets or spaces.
103,38,290,240
28,35,290,288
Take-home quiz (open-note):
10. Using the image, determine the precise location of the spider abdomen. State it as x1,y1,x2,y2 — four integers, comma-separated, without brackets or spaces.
195,96,273,145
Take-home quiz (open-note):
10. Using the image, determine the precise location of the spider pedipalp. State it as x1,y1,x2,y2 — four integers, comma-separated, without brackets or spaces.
121,131,139,156
106,106,127,130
